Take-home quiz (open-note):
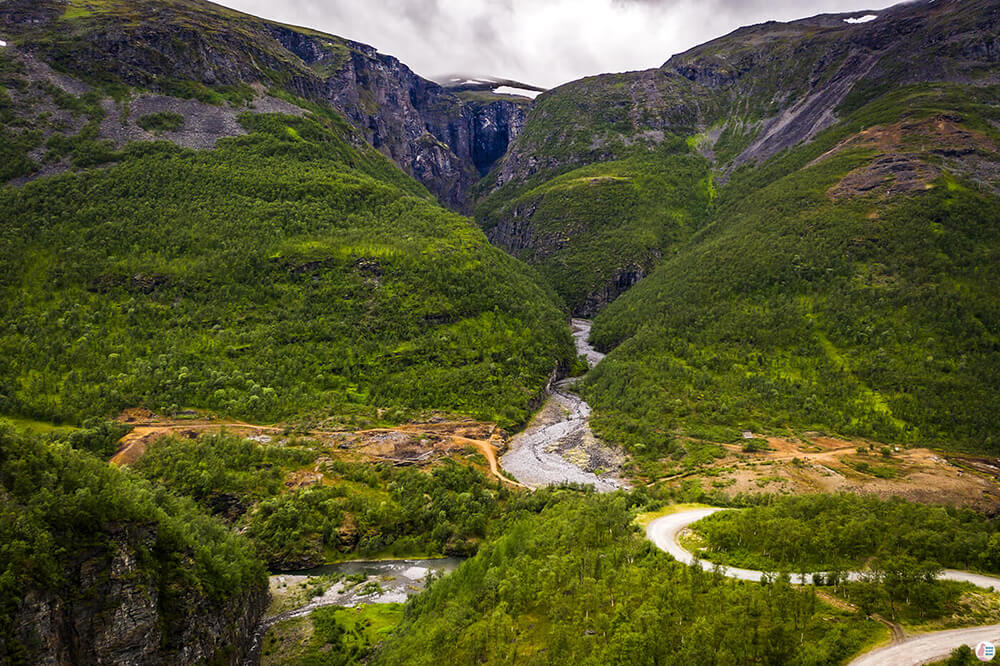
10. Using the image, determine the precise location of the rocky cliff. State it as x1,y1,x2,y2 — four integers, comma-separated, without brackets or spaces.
0,428,272,666
0,0,529,210
3,522,268,665
488,0,1000,195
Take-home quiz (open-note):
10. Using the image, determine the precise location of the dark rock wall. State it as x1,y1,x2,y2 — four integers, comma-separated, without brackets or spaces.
2,1,529,211
3,524,267,666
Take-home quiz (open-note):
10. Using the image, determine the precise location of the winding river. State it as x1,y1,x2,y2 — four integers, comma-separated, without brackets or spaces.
500,319,628,492
647,508,1000,665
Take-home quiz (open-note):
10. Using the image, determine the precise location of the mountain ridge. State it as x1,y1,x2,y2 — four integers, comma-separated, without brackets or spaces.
0,0,533,209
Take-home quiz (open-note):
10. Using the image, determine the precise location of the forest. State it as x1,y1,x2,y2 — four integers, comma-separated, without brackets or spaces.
475,140,713,313
133,432,517,568
373,493,882,665
585,83,1000,456
0,101,573,431
689,494,1000,574
0,424,266,660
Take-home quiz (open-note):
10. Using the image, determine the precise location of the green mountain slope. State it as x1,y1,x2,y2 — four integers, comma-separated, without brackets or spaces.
478,143,713,314
584,84,1000,456
374,493,879,664
0,83,572,429
477,0,1000,314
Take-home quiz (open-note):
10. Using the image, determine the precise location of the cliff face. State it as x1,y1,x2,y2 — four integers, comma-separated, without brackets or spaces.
0,0,529,210
3,523,267,666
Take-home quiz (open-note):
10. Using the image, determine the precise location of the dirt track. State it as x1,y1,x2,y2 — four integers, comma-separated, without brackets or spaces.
109,409,520,486
681,431,1000,513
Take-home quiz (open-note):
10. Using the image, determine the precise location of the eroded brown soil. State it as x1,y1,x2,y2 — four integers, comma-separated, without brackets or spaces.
109,408,517,486
812,115,1000,198
686,431,1000,513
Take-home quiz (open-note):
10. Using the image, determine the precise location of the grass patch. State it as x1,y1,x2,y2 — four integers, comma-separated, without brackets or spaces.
262,603,403,665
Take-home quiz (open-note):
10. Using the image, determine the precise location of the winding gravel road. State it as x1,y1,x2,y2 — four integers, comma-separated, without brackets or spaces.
500,319,627,492
647,508,1000,665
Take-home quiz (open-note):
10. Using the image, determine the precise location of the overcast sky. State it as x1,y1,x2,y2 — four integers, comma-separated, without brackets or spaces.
220,0,903,88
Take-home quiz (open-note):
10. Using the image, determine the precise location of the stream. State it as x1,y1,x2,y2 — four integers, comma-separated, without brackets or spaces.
245,558,462,664
500,319,628,492
247,319,623,663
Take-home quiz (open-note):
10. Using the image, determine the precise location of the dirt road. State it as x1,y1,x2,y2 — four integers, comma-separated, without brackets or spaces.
109,412,520,486
647,508,1000,665
849,625,1000,665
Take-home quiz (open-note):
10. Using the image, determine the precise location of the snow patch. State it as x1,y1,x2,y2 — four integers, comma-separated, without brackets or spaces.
844,14,878,24
493,85,542,99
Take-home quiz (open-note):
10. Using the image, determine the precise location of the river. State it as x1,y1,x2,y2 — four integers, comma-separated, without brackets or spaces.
245,557,462,664
500,319,628,492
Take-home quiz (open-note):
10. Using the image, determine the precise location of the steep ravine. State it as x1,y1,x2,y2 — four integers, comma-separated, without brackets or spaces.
500,319,628,492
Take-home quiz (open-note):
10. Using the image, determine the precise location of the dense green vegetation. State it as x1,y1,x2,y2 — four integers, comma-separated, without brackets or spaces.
247,460,505,566
690,495,1000,574
375,493,881,664
262,604,403,665
585,85,1000,456
134,432,318,505
0,106,573,429
0,425,265,660
132,432,514,568
476,143,712,312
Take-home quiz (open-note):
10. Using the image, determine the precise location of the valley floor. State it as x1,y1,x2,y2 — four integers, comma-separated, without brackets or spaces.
500,319,628,492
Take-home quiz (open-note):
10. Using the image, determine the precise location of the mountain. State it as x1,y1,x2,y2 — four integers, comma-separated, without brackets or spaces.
473,0,999,456
477,0,1000,314
0,0,576,433
436,74,546,99
0,0,532,209
0,1,576,662
2,0,1000,662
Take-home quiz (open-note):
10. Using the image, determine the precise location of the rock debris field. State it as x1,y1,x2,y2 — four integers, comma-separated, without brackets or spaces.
500,319,628,492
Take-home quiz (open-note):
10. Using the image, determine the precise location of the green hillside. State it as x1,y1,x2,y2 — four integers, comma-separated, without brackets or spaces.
374,493,880,664
476,142,713,314
0,98,572,429
584,84,1000,456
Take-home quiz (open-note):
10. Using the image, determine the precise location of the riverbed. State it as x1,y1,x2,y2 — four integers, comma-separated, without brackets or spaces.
500,319,628,492
246,558,462,664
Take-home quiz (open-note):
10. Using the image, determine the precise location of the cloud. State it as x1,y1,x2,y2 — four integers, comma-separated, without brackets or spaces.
221,0,902,88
